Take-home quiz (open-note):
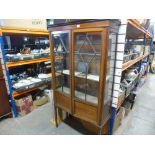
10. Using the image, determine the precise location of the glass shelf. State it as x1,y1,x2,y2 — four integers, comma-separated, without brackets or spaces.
57,69,99,81
74,51,101,56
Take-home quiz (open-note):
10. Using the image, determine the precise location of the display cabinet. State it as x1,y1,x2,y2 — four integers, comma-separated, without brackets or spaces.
49,20,120,134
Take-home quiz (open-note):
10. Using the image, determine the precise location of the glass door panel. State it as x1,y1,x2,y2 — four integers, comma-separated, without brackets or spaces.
52,31,70,95
73,31,102,105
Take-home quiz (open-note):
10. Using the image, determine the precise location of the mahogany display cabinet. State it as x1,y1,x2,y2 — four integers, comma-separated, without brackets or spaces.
48,20,120,134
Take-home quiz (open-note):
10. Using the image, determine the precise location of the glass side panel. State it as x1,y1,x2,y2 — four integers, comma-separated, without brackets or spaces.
74,31,102,105
102,32,117,124
104,32,117,104
52,31,70,95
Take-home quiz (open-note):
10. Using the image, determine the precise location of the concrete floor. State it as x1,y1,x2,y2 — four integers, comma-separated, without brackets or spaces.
0,74,155,135
114,74,155,135
0,102,83,135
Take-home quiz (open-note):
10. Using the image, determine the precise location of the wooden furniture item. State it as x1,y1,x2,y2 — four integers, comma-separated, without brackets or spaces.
49,20,120,134
0,59,11,118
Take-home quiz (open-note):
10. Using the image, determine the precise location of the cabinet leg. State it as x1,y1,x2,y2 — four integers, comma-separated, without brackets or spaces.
58,108,63,121
54,106,58,127
66,112,69,118
130,102,135,110
98,127,102,135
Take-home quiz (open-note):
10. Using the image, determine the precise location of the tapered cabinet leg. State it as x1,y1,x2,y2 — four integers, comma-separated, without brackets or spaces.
98,127,102,135
54,106,58,127
58,108,63,121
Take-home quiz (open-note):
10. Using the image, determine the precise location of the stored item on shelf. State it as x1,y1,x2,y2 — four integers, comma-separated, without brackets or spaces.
113,111,121,132
6,47,51,62
6,53,34,62
145,46,150,53
13,82,29,92
133,45,144,53
27,77,43,85
5,49,16,55
125,69,138,81
119,106,126,122
15,94,33,116
41,52,50,57
40,48,50,58
128,93,136,104
33,95,49,109
131,53,139,59
41,48,50,53
120,73,139,97
31,49,40,53
140,62,148,76
21,54,34,60
38,73,51,82
6,54,21,62
123,53,133,63
38,73,51,79
118,88,125,107
120,80,133,96
122,101,132,116
20,48,31,54
33,53,41,59
12,77,47,92
138,75,147,87
10,72,27,82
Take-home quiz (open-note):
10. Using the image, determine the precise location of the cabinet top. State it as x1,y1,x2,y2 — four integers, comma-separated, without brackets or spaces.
48,19,121,31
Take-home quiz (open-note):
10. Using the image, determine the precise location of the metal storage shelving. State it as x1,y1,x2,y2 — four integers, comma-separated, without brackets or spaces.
0,27,52,117
109,19,154,134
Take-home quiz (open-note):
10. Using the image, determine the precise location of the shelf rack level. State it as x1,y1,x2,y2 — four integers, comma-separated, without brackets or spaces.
0,36,18,117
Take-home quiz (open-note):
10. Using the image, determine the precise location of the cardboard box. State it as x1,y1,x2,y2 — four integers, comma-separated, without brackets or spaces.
118,90,125,107
123,102,132,116
33,95,49,109
119,107,126,121
0,19,47,30
15,95,33,116
113,111,121,132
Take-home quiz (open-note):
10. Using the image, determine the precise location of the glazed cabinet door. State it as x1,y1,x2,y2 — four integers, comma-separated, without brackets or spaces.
51,30,72,112
72,28,106,123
